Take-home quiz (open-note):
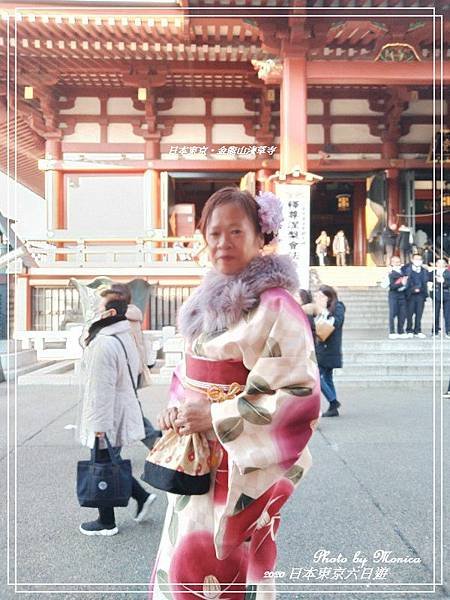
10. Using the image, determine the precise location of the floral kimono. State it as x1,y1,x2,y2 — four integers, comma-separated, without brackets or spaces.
150,254,321,600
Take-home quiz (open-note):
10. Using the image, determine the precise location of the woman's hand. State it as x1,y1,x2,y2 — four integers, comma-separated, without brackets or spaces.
157,407,179,431
174,400,213,435
313,290,328,311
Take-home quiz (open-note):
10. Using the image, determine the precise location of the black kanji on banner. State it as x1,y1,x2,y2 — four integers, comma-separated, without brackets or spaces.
428,129,450,163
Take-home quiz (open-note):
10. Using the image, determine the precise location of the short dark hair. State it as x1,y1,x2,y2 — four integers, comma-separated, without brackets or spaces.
198,186,274,245
105,298,128,317
101,283,131,304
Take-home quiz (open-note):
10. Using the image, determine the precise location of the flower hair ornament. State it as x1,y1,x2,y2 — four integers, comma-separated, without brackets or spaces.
255,191,284,240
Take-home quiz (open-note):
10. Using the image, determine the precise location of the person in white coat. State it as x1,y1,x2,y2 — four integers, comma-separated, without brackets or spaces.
79,297,155,536
100,284,161,449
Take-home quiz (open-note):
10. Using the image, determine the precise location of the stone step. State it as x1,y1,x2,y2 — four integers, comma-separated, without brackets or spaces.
343,337,450,347
333,375,439,387
8,360,58,381
1,349,37,371
18,360,76,385
343,325,434,332
335,363,443,377
344,300,430,304
344,321,434,327
343,311,433,318
342,352,450,365
0,339,23,352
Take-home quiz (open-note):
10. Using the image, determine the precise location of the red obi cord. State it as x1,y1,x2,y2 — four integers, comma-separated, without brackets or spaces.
185,354,249,387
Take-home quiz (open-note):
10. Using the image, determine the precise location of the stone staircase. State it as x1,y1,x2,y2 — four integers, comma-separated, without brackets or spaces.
336,286,434,339
0,340,57,381
12,268,448,388
311,268,448,386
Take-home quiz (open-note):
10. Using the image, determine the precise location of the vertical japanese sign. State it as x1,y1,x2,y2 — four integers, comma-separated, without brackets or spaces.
276,183,311,289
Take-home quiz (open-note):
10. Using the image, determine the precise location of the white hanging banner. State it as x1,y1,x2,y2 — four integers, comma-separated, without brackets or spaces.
276,182,311,289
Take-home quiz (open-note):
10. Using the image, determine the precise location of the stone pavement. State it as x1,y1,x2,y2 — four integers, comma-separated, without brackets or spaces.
0,381,449,600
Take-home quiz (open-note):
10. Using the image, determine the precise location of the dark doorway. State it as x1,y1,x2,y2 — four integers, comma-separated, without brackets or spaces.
311,181,356,266
167,172,247,235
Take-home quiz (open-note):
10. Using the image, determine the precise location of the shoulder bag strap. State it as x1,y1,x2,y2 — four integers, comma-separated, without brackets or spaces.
111,334,138,398
111,335,147,425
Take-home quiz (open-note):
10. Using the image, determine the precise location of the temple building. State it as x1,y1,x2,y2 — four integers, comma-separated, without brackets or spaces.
0,0,449,333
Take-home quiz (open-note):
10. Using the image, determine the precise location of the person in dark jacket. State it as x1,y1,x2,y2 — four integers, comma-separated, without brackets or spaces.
314,285,345,418
398,224,413,265
382,224,398,267
387,256,408,339
404,254,429,338
422,244,434,267
429,258,450,337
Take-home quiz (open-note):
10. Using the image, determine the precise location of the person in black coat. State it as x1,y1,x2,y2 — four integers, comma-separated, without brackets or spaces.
404,254,429,338
313,285,345,418
382,225,398,266
398,225,413,265
387,256,408,338
429,258,450,337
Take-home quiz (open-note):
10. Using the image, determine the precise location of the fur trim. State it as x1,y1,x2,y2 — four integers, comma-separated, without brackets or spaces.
178,254,299,342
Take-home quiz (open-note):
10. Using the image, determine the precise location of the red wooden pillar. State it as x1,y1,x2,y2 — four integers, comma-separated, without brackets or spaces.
381,138,399,160
280,56,308,175
386,168,400,227
353,181,367,266
45,138,65,260
144,135,160,160
45,138,64,228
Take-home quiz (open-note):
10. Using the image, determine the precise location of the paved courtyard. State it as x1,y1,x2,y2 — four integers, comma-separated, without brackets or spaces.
0,381,449,600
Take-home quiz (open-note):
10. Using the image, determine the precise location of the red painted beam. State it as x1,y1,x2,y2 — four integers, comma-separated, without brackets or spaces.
306,61,450,86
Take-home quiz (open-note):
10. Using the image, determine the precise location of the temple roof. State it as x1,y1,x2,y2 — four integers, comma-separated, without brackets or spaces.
0,1,447,194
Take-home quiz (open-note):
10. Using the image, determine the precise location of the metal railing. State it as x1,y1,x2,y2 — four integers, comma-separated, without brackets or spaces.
31,287,81,331
25,237,208,267
149,285,195,330
30,284,196,332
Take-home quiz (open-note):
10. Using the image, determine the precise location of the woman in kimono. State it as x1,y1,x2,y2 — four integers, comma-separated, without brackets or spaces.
150,187,320,599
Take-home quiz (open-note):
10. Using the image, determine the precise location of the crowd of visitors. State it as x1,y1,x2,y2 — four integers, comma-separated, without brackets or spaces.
315,229,351,266
384,252,450,339
382,224,449,267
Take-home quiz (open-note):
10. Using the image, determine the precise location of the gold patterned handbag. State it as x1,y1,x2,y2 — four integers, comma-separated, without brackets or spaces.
141,381,243,495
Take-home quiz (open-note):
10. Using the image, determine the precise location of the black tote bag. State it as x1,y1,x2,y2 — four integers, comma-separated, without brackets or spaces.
77,435,132,508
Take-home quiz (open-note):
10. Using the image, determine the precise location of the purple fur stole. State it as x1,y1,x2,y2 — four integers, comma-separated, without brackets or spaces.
178,254,299,343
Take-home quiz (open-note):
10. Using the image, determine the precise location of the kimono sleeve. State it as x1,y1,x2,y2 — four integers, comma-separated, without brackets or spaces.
210,288,321,475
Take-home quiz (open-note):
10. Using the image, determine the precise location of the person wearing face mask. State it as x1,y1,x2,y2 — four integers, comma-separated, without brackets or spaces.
404,254,429,338
78,297,156,536
149,188,320,599
429,258,450,337
387,256,408,339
